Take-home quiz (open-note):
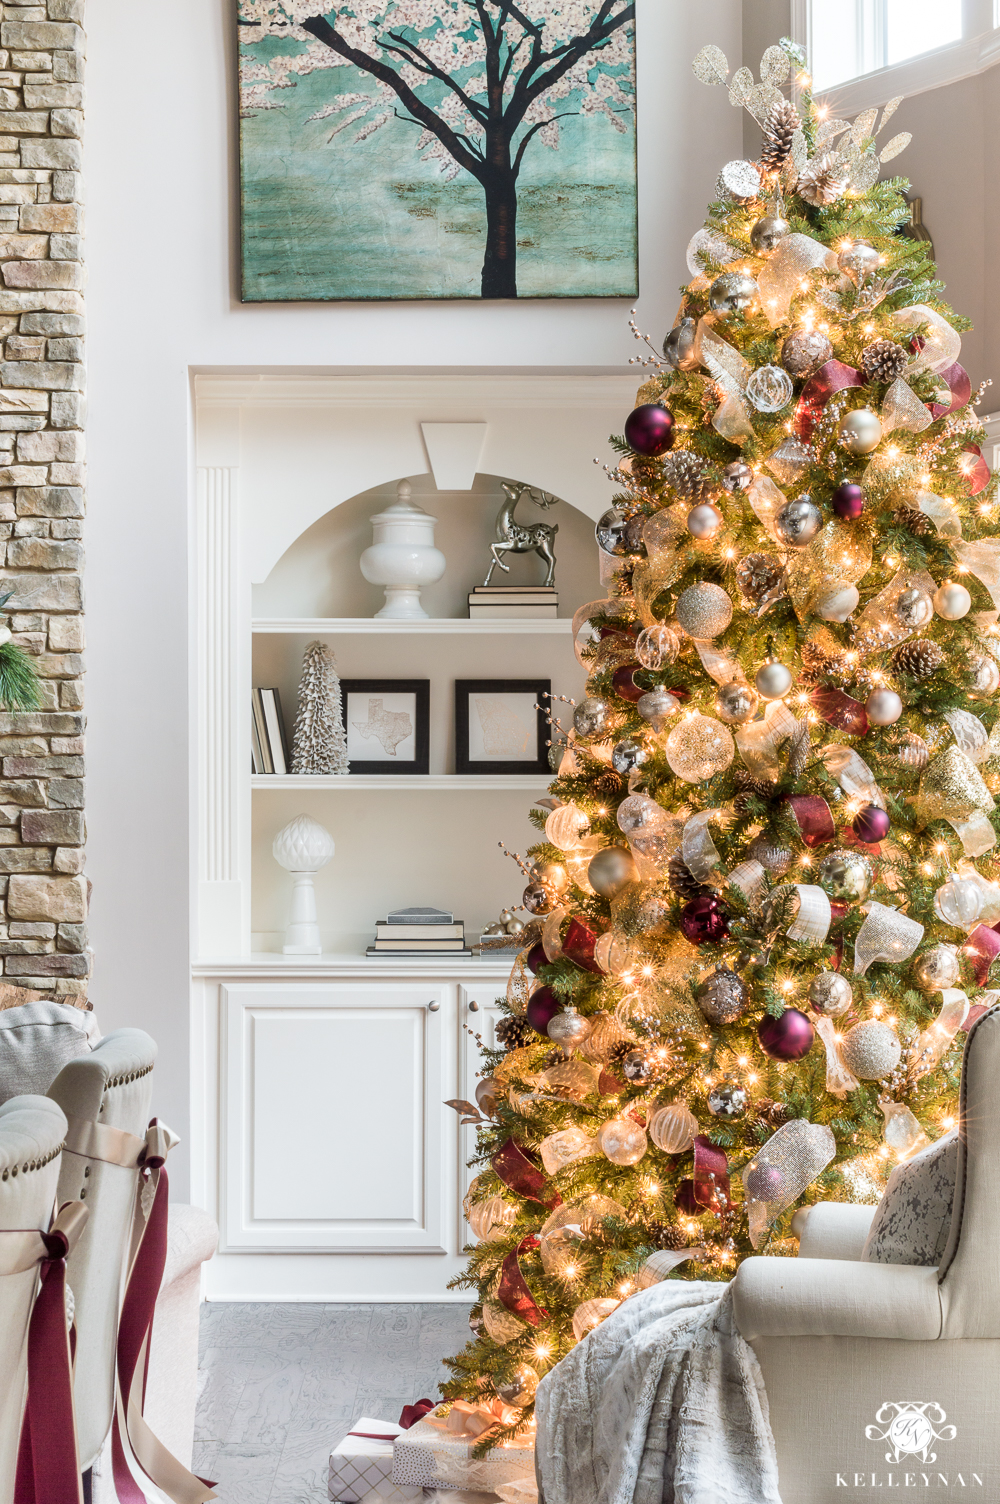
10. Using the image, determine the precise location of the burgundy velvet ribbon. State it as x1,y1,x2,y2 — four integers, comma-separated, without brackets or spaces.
809,687,869,736
928,361,972,420
692,1134,731,1210
491,1139,561,1210
966,924,1000,986
962,442,991,496
14,1247,82,1504
841,829,882,859
794,360,863,441
498,1235,548,1327
786,795,836,848
562,916,606,974
598,1069,626,1095
398,1399,435,1430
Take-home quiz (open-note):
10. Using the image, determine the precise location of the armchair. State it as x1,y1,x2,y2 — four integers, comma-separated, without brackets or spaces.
732,1004,1000,1502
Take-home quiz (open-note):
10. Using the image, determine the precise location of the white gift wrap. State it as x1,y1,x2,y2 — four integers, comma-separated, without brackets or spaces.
391,1416,535,1493
328,1418,423,1502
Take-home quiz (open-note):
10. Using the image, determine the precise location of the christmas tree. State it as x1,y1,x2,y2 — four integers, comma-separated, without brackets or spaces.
443,38,1000,1441
290,639,349,775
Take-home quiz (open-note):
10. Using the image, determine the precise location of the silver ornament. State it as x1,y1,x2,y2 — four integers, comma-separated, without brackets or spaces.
840,1020,902,1081
748,834,793,875
495,1365,539,1407
663,316,699,370
595,507,631,555
716,159,762,203
781,328,834,379
817,848,872,903
622,1047,655,1083
721,461,753,493
637,687,680,733
708,1081,748,1119
686,502,724,539
896,730,930,767
547,1006,593,1055
611,738,649,775
636,623,680,669
837,241,881,284
775,496,823,548
675,582,733,639
588,846,639,898
933,876,984,929
838,408,883,454
808,971,853,1017
913,943,961,993
664,713,735,782
696,966,749,1024
969,652,1000,695
894,587,933,629
814,582,859,623
865,688,903,726
746,364,794,413
933,580,972,621
574,696,610,738
708,272,759,317
714,679,759,725
523,882,554,915
755,659,793,699
750,214,790,254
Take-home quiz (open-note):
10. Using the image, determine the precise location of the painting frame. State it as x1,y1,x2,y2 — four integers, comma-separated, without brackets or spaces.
455,679,551,776
340,679,430,775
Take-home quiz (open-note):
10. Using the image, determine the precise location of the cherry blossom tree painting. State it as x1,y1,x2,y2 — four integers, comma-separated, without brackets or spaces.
238,2,637,301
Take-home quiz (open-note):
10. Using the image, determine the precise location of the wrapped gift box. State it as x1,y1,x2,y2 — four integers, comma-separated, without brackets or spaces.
328,1418,424,1502
392,1414,535,1494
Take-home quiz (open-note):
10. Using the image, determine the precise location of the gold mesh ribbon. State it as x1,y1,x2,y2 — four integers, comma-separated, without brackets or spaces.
852,565,938,657
916,746,997,856
786,520,872,623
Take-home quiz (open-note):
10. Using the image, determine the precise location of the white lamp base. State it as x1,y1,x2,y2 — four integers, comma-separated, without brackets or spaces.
282,871,322,954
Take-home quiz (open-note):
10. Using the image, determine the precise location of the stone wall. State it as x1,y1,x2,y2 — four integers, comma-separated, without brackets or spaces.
0,0,84,991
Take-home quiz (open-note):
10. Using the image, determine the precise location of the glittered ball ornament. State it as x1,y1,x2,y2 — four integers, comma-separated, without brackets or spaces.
853,804,891,844
708,1081,748,1119
708,271,759,317
818,849,872,903
637,687,681,733
686,502,724,539
781,328,833,379
526,986,562,1035
595,507,631,555
675,582,733,640
745,1163,786,1201
840,1020,902,1080
934,876,984,929
648,1102,698,1154
838,408,883,454
837,241,881,284
574,696,610,738
696,966,749,1024
865,688,903,726
636,623,680,670
933,580,972,621
665,714,734,782
714,679,760,725
547,1006,593,1055
721,461,753,493
595,1116,647,1166
749,214,790,254
746,364,794,413
680,893,730,944
755,659,794,700
624,403,675,457
913,943,961,993
775,496,822,549
758,1008,815,1061
663,317,698,370
831,481,864,520
588,846,639,899
611,738,649,775
894,587,934,629
808,971,853,1017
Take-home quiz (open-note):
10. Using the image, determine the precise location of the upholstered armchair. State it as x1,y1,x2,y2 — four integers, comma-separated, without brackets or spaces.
732,1003,999,1503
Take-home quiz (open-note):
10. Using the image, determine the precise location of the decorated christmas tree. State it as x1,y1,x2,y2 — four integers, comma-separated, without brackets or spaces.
443,37,1000,1442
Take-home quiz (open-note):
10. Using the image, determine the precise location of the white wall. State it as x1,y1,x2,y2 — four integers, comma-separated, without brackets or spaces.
84,0,743,1195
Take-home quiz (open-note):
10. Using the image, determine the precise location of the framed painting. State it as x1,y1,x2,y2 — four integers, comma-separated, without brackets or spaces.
455,679,550,776
341,679,430,774
237,3,637,302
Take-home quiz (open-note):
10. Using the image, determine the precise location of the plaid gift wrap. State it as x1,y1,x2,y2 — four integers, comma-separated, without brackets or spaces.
328,1418,424,1502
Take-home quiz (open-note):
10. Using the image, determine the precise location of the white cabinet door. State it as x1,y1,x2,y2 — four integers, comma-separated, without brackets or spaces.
221,982,449,1252
457,981,507,1243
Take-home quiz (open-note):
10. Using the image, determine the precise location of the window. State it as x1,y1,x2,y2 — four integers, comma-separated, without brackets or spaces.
809,0,963,90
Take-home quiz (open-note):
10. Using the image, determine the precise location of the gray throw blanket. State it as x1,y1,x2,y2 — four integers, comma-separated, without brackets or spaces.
534,1281,781,1504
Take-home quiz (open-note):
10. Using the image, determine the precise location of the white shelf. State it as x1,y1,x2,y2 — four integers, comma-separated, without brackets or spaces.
251,773,553,791
252,617,573,635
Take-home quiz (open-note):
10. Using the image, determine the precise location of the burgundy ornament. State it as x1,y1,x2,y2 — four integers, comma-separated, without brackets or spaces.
967,924,1000,986
693,1134,731,1209
624,403,675,457
679,894,730,944
853,804,890,843
562,915,606,974
745,1163,785,1201
758,1008,815,1061
526,942,547,975
611,663,646,703
831,481,864,520
674,1179,700,1215
526,986,562,1035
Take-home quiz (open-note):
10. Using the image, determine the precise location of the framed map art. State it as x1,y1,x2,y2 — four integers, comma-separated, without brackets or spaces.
341,680,430,774
455,679,551,776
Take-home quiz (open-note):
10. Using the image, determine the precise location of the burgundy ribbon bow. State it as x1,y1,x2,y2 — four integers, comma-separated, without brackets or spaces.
794,360,863,441
498,1235,548,1328
787,795,836,849
491,1139,561,1209
809,687,869,736
398,1399,436,1430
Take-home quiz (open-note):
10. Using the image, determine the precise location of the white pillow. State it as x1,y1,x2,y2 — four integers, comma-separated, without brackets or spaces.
0,999,98,1105
861,1128,958,1267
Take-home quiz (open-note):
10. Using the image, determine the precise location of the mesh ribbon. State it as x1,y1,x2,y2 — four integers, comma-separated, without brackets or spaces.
912,988,970,1076
853,902,924,975
794,359,863,441
693,1134,730,1209
814,1015,860,1098
809,688,869,736
820,744,886,808
744,1119,837,1247
787,795,836,848
681,810,723,881
757,232,836,326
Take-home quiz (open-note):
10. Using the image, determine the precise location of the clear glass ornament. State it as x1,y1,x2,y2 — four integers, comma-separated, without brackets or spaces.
648,1102,698,1153
746,363,794,413
595,1116,647,1165
636,623,680,670
933,875,984,929
665,714,735,783
468,1194,518,1241
545,803,590,851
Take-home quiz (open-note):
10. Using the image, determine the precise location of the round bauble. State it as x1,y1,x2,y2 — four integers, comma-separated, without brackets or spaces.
665,713,735,782
495,1365,539,1407
838,408,883,454
714,679,760,725
913,943,961,993
611,738,649,776
717,158,762,202
933,580,972,621
853,804,891,844
595,1116,647,1165
808,970,853,1017
680,893,730,943
746,363,794,413
636,623,680,670
775,496,822,549
865,688,903,726
758,1008,815,1061
526,986,562,1034
837,241,881,284
637,687,680,733
831,481,865,520
708,271,759,317
755,659,794,700
475,1077,501,1115
675,582,733,639
840,1019,901,1080
588,846,639,899
526,942,547,974
533,860,569,894
523,882,555,915
663,316,699,370
818,848,872,903
721,460,753,493
611,663,646,703
648,1102,698,1154
748,834,793,875
686,502,724,539
894,587,934,629
934,875,984,929
750,214,790,254
696,966,749,1024
745,1162,786,1201
595,506,631,555
708,1081,747,1119
622,1047,654,1083
969,652,1000,695
781,328,833,379
547,1006,593,1054
574,696,610,738
815,582,859,623
625,403,675,457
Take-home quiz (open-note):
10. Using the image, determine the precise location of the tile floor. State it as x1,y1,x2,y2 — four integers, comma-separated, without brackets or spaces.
194,1303,473,1503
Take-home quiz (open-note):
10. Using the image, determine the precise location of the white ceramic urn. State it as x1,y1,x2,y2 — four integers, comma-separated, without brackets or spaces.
359,479,446,619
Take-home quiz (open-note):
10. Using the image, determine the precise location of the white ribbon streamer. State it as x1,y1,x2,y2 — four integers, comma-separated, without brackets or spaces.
854,902,925,976
944,709,990,764
726,859,766,907
737,700,800,782
681,810,723,881
912,987,970,1076
819,744,886,809
814,1015,860,1098
953,538,1000,611
787,884,832,944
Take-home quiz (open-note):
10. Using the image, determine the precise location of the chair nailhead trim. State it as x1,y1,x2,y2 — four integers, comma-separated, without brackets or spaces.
0,1141,64,1183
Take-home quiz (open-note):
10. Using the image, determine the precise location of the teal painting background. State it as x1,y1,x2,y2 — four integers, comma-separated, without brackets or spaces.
239,36,637,302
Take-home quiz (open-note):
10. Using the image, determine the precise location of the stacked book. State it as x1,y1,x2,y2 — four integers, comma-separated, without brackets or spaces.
367,907,470,956
251,688,289,774
468,585,558,619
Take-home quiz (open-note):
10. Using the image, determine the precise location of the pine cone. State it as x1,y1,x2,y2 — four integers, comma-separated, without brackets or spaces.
736,552,783,604
668,852,710,900
607,1039,636,1075
860,339,908,384
734,769,777,802
661,450,715,502
495,1015,537,1050
753,1098,792,1126
797,151,848,207
593,768,625,797
760,99,801,173
650,1222,688,1251
892,638,945,680
892,503,934,538
798,639,838,685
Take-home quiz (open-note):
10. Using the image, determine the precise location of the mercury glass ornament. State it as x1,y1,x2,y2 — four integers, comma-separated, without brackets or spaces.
595,507,631,555
523,882,555,915
636,623,680,670
866,688,903,725
746,363,794,413
714,679,759,725
933,580,972,621
663,317,699,370
648,1102,698,1154
814,582,859,623
750,213,790,254
969,652,1000,695
611,738,649,775
838,408,883,454
837,241,881,284
708,1081,748,1119
755,659,793,700
574,696,610,738
686,502,724,539
622,1047,655,1083
665,714,735,783
547,1006,593,1055
675,582,733,639
895,587,933,629
818,849,872,903
913,943,961,993
696,966,749,1024
595,1116,647,1165
495,1364,539,1407
637,687,680,733
840,1020,902,1081
748,835,793,875
717,158,762,202
533,860,569,894
588,846,639,898
781,328,833,378
708,271,759,317
721,460,753,493
934,876,984,929
808,971,853,1017
775,496,822,548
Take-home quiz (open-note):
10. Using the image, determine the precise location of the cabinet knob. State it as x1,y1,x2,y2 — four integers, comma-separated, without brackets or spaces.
427,1000,440,1011
468,1000,480,1012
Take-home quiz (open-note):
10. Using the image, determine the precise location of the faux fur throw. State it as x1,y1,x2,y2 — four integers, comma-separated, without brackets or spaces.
534,1280,781,1504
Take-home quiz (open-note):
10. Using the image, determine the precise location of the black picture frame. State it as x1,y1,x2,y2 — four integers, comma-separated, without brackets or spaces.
455,679,551,776
340,680,430,775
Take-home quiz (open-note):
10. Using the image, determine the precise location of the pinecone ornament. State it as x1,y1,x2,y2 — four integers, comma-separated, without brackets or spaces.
607,1038,637,1075
759,99,801,173
496,1015,537,1050
892,503,934,538
734,769,777,803
650,1221,688,1251
753,1098,792,1127
736,553,784,604
661,450,715,502
799,639,838,684
860,339,908,384
797,151,848,206
892,639,944,679
668,852,710,900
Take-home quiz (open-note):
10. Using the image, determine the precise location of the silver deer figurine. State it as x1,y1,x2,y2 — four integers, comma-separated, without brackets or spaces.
483,482,558,587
